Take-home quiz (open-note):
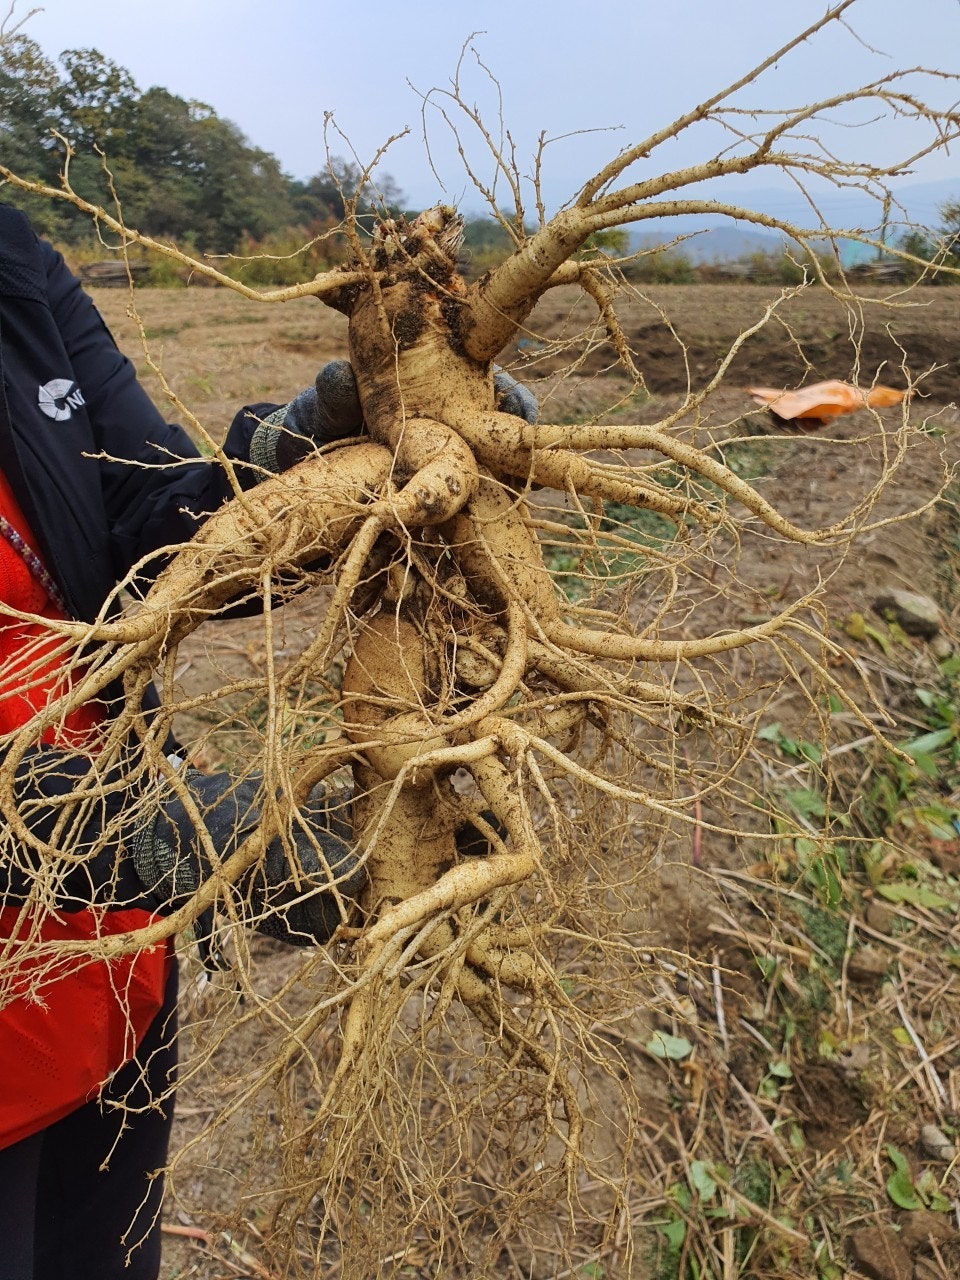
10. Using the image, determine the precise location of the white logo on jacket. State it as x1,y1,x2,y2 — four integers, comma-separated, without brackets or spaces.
38,378,85,421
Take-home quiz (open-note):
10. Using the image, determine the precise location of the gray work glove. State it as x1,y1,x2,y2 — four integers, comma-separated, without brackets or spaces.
131,772,363,946
250,359,365,474
493,367,539,424
250,360,537,475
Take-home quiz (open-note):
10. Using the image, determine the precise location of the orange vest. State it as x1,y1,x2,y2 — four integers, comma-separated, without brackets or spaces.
0,470,170,1148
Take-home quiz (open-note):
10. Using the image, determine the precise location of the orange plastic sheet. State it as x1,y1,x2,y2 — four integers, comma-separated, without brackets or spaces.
747,379,907,424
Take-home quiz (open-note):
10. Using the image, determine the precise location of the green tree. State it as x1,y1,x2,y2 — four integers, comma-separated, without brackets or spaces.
0,36,402,256
183,110,295,251
0,36,66,234
578,228,631,257
291,159,403,229
897,203,959,283
0,35,59,170
126,88,203,237
55,48,139,155
937,199,960,262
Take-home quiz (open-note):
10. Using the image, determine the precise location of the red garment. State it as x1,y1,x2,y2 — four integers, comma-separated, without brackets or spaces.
0,470,102,743
0,470,170,1149
0,908,171,1146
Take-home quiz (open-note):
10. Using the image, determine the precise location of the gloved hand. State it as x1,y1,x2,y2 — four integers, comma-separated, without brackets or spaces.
493,367,539,424
250,359,365,474
454,809,507,858
250,360,538,475
132,772,363,946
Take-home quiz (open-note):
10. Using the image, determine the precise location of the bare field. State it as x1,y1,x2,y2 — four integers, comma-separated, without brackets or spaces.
90,283,960,1280
508,283,960,404
96,282,960,434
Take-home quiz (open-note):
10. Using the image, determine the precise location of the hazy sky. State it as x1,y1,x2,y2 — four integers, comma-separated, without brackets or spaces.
11,0,960,217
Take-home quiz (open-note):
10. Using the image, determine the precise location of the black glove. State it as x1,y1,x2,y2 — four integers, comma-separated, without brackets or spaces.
132,772,363,946
455,809,507,858
250,359,365,474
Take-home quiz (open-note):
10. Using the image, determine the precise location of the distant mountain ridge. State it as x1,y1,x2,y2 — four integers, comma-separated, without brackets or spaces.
632,224,788,263
627,176,958,265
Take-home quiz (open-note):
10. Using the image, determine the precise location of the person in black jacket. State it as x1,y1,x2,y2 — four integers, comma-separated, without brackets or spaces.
0,205,369,1280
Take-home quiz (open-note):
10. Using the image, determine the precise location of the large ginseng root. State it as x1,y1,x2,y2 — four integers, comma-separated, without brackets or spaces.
2,202,919,1177
299,585,583,1178
261,206,908,1165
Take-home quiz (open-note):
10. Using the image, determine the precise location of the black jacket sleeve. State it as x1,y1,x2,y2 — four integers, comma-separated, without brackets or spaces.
0,230,298,917
40,240,279,578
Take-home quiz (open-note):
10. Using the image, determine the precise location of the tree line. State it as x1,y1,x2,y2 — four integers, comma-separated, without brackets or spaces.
897,204,960,284
0,35,409,276
3,36,954,288
0,35,640,286
0,36,597,284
